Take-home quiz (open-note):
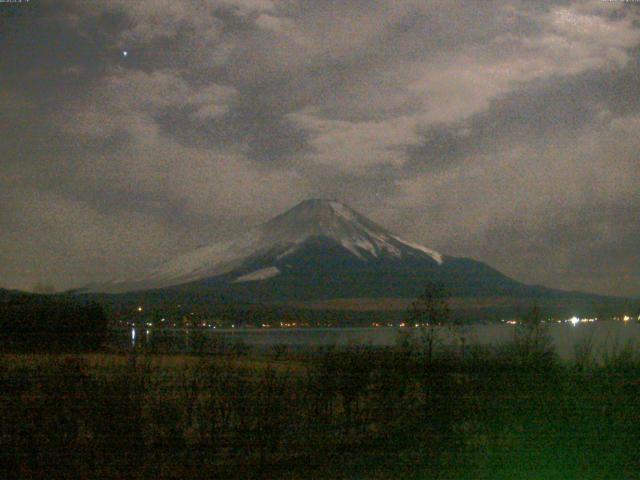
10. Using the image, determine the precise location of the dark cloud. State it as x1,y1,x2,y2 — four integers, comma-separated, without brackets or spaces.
0,2,120,105
0,0,639,298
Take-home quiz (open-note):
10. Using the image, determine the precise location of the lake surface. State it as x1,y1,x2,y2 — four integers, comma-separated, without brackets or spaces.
119,321,640,361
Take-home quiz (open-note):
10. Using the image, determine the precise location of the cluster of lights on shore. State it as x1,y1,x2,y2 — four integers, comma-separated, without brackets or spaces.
130,305,638,333
502,315,638,326
562,315,638,326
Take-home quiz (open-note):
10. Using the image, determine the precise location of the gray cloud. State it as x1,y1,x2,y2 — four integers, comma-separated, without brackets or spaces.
0,0,639,298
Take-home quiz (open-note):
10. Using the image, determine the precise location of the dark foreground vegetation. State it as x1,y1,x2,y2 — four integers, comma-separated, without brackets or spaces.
1,332,640,479
0,292,107,352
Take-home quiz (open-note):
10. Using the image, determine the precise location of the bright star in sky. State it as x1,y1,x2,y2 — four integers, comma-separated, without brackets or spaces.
122,50,128,57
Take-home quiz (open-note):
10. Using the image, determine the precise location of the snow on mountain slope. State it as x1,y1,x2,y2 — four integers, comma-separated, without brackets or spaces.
93,199,444,292
257,199,443,263
390,235,443,264
233,266,280,283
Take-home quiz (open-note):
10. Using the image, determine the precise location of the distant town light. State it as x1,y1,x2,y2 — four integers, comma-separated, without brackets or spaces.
569,316,580,326
137,306,143,312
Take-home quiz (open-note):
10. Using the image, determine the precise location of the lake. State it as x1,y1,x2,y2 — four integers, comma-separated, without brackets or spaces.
120,320,640,361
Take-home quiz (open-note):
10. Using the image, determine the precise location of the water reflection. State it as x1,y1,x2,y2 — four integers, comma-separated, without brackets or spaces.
124,321,640,360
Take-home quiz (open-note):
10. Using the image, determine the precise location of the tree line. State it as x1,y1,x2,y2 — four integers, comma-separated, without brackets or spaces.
0,292,108,352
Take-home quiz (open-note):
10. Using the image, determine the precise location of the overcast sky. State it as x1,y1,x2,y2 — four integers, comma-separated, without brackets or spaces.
1,0,639,297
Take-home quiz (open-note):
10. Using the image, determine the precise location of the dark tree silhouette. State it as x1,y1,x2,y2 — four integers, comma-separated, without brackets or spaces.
511,302,555,367
406,282,452,362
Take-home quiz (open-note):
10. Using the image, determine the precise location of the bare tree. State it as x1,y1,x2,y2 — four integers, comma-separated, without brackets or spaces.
512,303,555,366
406,282,451,362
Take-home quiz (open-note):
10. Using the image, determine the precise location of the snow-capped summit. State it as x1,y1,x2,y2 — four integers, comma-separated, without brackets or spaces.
260,199,443,264
93,198,444,293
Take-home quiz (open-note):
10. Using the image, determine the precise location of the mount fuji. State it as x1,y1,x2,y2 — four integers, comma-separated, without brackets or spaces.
89,199,628,313
98,198,444,293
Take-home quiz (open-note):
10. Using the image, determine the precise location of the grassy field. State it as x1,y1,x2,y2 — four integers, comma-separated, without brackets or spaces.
0,352,306,372
1,334,639,479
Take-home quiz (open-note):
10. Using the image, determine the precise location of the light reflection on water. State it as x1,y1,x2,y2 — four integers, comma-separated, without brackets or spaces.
122,322,640,361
